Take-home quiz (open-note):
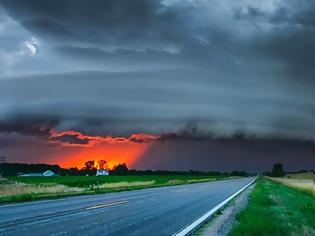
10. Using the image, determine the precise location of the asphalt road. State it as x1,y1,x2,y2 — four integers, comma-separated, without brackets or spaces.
0,177,254,236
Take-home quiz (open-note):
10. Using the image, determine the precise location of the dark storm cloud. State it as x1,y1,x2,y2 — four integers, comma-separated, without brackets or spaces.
0,70,314,141
234,2,315,80
0,0,239,70
2,0,315,78
0,119,56,137
0,0,185,52
133,138,315,172
54,46,185,69
1,0,315,142
49,134,90,145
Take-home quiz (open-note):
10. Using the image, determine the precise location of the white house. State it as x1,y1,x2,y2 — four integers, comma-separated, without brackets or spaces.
18,170,58,177
18,173,42,177
96,169,109,176
43,170,56,177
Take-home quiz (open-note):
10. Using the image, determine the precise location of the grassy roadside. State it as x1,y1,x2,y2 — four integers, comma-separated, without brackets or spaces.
0,175,233,204
230,177,315,236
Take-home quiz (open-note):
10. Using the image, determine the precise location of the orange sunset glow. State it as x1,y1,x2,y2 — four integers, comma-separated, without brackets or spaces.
49,130,158,169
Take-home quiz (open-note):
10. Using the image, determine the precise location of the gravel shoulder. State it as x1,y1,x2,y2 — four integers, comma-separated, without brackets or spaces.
194,183,256,236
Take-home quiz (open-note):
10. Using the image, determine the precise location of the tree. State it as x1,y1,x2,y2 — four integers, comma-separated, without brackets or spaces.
82,160,97,175
61,167,81,176
110,163,129,175
270,163,285,177
98,160,108,169
84,160,96,171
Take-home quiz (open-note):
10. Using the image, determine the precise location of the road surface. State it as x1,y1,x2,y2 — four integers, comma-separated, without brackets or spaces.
0,177,254,236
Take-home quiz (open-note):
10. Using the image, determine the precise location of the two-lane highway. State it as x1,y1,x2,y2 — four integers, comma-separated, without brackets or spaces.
0,177,254,236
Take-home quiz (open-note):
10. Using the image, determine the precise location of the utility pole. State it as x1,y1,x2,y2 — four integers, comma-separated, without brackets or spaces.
0,156,7,177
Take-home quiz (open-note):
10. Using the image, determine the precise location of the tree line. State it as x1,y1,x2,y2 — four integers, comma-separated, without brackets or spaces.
2,161,306,177
0,161,129,176
1,161,250,177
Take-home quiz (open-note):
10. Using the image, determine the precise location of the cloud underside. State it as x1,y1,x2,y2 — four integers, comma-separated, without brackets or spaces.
0,70,314,141
0,0,315,141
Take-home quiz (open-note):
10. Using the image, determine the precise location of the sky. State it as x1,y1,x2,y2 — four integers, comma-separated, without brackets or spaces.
0,0,315,171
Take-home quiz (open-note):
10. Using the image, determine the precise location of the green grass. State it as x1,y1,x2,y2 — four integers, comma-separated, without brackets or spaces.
230,177,315,236
7,175,227,187
1,175,230,204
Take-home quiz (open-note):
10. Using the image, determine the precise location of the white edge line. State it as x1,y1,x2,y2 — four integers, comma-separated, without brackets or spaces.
174,177,257,236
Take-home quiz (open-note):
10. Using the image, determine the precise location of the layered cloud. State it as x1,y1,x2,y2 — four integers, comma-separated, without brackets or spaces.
0,0,315,142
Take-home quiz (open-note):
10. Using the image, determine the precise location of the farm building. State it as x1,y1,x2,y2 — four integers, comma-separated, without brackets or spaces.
96,169,109,176
18,170,58,177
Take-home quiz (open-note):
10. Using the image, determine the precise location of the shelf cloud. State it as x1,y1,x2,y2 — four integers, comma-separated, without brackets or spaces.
0,0,315,170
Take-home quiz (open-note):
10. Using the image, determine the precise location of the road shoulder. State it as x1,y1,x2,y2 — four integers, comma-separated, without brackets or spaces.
194,182,256,236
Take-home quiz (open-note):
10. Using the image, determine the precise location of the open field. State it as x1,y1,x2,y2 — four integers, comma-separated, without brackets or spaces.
7,175,229,187
287,172,315,180
270,175,315,197
0,175,231,203
230,177,315,236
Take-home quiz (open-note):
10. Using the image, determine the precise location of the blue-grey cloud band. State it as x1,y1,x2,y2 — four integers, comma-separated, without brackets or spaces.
0,0,314,142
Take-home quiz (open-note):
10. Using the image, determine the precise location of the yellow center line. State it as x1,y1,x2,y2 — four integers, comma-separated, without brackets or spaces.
85,200,128,210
